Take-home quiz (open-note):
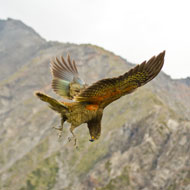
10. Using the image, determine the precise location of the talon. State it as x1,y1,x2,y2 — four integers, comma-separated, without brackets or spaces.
69,125,78,148
53,126,63,131
74,139,78,150
58,131,62,139
74,138,77,146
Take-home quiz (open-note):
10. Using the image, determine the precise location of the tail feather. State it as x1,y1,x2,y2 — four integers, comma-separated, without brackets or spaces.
35,91,68,114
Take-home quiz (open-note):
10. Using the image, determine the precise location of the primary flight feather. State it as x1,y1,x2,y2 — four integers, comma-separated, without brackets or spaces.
35,51,165,147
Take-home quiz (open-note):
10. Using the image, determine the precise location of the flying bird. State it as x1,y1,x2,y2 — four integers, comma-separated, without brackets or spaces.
35,51,165,147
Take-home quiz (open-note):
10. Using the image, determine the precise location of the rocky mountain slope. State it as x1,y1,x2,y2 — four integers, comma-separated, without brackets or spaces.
0,18,190,190
0,18,46,81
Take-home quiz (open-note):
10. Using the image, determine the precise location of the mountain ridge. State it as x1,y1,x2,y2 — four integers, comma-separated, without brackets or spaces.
0,18,46,81
0,18,190,190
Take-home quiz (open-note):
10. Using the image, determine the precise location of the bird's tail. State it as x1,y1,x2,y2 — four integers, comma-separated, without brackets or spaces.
35,91,68,114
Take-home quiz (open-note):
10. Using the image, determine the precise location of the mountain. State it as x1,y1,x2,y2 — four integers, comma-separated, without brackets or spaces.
0,18,190,190
0,18,46,80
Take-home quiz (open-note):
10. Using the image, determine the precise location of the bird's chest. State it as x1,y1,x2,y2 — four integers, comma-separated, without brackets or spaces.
66,104,99,126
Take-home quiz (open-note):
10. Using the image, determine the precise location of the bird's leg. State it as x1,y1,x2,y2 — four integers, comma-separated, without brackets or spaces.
68,125,78,149
53,116,66,138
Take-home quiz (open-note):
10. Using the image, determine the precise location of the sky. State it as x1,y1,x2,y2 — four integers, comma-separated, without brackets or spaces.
0,0,190,79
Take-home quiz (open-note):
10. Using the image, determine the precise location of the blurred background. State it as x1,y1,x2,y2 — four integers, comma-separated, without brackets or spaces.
0,0,190,190
1,0,190,78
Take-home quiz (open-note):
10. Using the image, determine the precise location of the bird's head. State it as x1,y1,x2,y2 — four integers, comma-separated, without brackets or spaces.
88,114,102,142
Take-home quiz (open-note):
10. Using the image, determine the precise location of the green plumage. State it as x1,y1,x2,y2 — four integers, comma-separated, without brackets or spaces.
35,51,165,147
52,79,70,98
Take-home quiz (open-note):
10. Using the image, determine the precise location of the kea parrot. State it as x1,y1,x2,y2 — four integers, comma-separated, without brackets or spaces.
35,51,165,147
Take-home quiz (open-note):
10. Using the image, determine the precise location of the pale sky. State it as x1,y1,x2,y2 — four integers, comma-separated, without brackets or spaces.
0,0,190,79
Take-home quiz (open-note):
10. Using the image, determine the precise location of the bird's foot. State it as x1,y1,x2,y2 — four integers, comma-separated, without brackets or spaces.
58,131,63,139
53,125,63,131
68,136,78,150
53,126,63,139
69,125,79,149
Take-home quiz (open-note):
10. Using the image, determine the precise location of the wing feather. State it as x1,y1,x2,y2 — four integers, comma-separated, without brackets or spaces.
75,51,165,108
50,54,86,99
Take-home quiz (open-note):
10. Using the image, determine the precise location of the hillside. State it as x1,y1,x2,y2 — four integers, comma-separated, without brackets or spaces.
0,18,46,80
0,18,190,190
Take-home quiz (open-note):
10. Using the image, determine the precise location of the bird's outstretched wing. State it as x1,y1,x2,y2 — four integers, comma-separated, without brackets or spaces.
75,51,165,108
51,54,86,99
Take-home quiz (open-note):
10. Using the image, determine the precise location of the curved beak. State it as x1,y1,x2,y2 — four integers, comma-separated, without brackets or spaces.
89,136,96,142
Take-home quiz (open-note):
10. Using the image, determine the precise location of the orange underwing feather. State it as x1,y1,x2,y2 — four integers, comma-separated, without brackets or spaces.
86,104,99,111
